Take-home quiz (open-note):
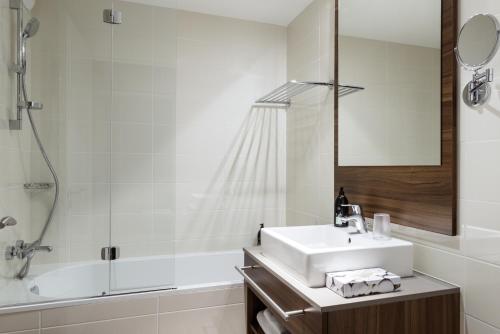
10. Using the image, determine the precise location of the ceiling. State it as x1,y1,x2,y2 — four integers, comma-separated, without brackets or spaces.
339,0,441,48
126,0,315,26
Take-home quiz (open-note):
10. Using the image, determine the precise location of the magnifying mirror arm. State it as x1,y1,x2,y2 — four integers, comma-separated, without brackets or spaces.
465,68,494,107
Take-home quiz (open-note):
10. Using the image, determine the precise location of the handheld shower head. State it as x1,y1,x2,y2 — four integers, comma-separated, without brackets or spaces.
23,17,40,38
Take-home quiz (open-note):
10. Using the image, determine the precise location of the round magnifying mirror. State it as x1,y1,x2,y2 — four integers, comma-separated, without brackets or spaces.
456,14,500,70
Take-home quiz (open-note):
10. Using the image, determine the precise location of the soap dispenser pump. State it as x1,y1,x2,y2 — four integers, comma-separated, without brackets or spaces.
334,187,349,227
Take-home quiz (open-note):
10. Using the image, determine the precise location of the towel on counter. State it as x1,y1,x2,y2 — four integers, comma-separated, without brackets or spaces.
256,309,289,334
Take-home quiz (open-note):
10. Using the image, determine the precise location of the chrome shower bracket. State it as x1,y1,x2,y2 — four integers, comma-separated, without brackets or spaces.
463,68,494,108
9,0,44,130
9,0,24,130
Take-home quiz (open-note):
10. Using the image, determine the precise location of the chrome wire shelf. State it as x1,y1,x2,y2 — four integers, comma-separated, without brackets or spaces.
338,84,365,97
24,183,54,191
255,80,364,106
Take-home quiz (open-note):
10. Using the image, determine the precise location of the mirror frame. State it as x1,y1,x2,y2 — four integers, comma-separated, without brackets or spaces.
334,0,458,235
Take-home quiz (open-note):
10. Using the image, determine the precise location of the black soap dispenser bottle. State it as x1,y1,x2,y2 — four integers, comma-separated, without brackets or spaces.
334,187,349,227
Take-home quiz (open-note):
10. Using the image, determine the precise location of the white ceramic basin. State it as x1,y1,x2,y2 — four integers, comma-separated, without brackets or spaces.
261,225,413,287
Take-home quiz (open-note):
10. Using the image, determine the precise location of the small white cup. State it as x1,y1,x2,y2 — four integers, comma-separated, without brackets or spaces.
373,213,391,240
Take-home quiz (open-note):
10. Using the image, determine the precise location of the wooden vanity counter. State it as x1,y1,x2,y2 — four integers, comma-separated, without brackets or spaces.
242,247,460,334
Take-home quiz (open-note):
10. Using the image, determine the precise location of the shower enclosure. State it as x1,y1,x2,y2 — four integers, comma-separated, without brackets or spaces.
0,0,181,305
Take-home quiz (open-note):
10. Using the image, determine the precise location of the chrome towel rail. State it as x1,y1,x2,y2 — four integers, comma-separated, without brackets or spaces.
235,265,306,321
254,80,364,107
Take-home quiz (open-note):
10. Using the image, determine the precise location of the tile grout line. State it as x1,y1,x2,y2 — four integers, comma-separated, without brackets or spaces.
156,296,159,334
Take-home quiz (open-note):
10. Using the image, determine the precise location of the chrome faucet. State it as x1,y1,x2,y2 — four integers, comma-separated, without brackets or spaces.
5,240,53,279
339,204,368,234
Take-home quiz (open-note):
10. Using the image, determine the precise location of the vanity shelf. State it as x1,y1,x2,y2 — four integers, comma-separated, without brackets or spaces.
255,80,363,106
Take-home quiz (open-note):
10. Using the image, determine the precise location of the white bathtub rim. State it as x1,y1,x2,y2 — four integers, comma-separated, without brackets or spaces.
0,249,244,315
0,281,244,315
30,249,243,276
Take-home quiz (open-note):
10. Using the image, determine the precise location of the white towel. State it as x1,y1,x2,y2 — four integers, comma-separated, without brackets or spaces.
256,309,288,334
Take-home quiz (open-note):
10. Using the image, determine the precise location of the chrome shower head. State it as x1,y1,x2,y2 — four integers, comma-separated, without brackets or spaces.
23,17,40,38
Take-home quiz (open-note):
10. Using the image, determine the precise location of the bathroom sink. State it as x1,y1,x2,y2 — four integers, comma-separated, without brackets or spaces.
260,225,413,288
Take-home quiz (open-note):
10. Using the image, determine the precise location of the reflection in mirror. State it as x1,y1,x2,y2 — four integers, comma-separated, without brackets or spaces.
338,0,441,166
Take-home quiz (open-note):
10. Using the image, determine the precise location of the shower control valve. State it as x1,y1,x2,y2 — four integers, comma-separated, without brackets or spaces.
5,240,53,260
5,240,24,260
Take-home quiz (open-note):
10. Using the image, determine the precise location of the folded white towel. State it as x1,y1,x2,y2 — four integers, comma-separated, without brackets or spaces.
256,309,288,334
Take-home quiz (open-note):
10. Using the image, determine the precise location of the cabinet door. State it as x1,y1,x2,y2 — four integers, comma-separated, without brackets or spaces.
328,294,460,334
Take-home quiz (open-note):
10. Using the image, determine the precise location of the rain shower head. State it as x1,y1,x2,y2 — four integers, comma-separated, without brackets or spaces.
23,17,40,38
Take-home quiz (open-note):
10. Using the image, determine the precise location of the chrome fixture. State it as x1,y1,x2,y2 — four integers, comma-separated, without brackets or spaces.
7,3,59,279
235,265,308,321
6,240,53,279
101,246,120,261
24,183,54,191
0,217,17,229
455,14,500,108
339,204,368,234
9,0,43,130
255,80,364,107
103,9,122,24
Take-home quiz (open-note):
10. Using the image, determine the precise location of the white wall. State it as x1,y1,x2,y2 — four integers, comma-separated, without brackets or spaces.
286,0,335,227
174,10,287,252
28,0,287,266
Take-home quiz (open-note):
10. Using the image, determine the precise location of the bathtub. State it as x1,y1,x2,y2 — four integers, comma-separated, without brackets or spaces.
0,250,243,311
0,250,246,333
30,250,244,300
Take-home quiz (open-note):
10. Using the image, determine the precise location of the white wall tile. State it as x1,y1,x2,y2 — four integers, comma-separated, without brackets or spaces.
466,316,500,334
113,1,153,63
42,314,156,334
464,259,500,328
158,304,245,334
41,297,157,327
0,312,39,333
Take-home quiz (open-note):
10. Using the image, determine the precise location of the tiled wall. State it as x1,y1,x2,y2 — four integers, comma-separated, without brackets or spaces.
110,0,177,259
27,0,287,267
286,0,335,227
338,35,441,166
0,286,244,334
0,1,34,278
174,10,287,252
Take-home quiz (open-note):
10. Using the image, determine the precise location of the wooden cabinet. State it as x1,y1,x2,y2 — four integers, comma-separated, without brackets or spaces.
243,251,460,334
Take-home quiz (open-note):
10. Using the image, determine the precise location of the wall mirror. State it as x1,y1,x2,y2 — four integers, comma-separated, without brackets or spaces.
334,0,458,235
338,0,442,166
